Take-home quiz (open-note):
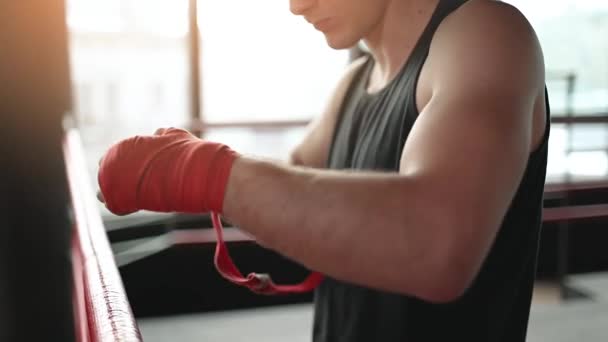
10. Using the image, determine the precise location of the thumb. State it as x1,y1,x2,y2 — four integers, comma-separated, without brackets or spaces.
97,190,105,203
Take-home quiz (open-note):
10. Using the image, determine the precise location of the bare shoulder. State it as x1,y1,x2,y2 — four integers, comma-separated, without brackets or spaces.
423,0,545,96
433,0,544,69
336,54,370,90
415,0,547,154
289,55,370,167
447,0,536,32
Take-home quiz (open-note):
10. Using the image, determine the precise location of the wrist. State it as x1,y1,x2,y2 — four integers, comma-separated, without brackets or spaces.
202,143,240,213
222,155,248,217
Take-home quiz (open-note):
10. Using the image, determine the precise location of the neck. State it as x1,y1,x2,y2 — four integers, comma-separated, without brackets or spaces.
363,0,441,91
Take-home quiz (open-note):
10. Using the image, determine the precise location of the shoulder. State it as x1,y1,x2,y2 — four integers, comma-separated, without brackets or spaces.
288,54,370,167
433,0,543,64
321,53,370,109
338,54,371,90
317,53,370,123
442,0,535,34
426,0,545,95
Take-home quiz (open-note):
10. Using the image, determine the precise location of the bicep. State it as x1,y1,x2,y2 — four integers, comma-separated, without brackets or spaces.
398,1,544,281
400,93,532,231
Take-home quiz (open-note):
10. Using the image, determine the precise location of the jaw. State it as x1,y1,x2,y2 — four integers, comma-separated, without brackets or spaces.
324,34,361,50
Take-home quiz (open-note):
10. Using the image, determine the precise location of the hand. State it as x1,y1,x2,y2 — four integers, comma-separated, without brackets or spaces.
97,127,239,215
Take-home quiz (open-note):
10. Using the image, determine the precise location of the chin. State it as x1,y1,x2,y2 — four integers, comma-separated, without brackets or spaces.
324,33,360,50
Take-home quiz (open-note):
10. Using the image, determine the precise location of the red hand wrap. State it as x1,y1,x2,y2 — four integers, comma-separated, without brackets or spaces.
98,128,322,295
98,128,238,215
211,213,324,295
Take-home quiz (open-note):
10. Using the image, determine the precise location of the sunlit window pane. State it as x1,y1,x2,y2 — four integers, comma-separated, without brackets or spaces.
507,1,608,115
67,0,191,181
198,1,350,123
548,124,608,177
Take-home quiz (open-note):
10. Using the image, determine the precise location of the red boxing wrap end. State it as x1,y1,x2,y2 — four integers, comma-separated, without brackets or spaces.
98,128,238,215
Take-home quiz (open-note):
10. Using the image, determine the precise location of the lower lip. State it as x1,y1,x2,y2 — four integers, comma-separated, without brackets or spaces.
314,19,333,32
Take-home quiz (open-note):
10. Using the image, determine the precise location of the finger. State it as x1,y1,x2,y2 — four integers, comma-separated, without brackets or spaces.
97,190,105,203
109,205,138,217
154,128,167,136
111,208,136,217
101,199,137,216
164,127,193,137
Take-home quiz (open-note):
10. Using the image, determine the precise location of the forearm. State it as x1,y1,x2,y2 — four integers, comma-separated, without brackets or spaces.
222,157,455,300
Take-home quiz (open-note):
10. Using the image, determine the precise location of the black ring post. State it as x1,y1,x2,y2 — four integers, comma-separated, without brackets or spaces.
0,1,75,341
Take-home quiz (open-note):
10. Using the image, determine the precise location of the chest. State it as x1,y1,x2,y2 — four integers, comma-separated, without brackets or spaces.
327,65,432,171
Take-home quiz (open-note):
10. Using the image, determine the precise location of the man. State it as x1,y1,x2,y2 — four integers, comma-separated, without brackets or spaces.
98,0,550,340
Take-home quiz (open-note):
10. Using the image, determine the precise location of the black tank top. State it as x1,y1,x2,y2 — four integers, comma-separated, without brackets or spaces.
314,1,551,341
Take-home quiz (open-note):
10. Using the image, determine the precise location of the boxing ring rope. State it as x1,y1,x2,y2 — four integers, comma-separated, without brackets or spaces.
64,129,142,342
545,179,608,199
543,204,608,223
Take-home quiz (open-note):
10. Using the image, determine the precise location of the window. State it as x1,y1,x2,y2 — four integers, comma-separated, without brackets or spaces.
105,82,119,119
74,82,93,124
68,1,608,186
68,0,350,174
196,1,349,158
506,1,608,178
508,1,608,115
67,0,191,188
198,1,349,123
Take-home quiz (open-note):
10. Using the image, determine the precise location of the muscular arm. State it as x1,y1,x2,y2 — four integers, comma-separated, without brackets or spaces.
224,2,544,302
